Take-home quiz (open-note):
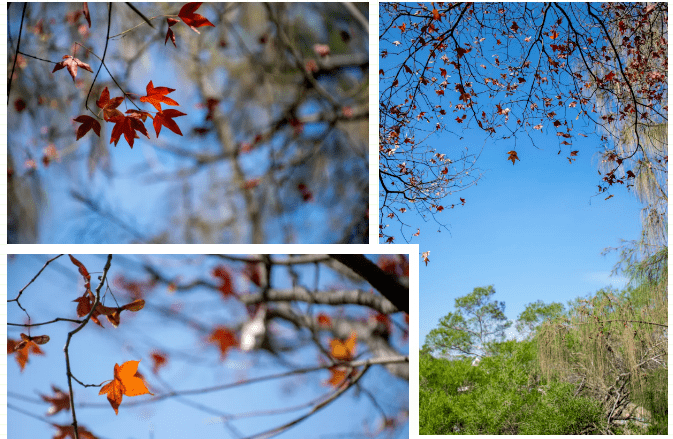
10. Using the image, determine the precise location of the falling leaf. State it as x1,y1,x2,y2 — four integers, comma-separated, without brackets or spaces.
178,2,215,34
73,115,101,140
139,81,179,112
422,251,430,266
605,194,614,200
41,385,70,416
207,326,238,360
570,150,578,156
52,55,93,82
99,360,153,415
330,331,357,361
506,150,520,165
153,109,186,136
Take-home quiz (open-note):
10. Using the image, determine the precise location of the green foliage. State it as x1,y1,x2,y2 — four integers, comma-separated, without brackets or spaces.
515,300,565,339
423,286,512,359
420,338,607,434
630,368,668,435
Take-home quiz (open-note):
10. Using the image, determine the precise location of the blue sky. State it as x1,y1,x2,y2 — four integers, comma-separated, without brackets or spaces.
7,254,409,439
376,22,646,348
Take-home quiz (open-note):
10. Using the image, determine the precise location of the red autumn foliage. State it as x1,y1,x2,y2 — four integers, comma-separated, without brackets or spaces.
207,326,238,360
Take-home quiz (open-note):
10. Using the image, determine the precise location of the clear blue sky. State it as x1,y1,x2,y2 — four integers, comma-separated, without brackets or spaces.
8,254,409,439
377,29,645,348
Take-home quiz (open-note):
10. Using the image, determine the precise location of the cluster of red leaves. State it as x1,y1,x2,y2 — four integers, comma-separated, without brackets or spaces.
73,290,145,328
207,326,238,360
72,82,186,148
99,360,153,415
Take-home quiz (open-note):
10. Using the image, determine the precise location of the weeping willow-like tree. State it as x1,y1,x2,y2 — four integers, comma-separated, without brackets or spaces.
535,6,667,432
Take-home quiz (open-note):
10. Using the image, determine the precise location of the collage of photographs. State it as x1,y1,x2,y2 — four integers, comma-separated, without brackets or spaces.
4,2,667,438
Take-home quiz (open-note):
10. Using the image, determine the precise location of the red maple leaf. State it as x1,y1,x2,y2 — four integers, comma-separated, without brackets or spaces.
96,87,124,121
40,385,71,416
139,81,179,112
507,150,520,165
52,55,93,82
8,336,44,371
165,18,179,47
150,351,168,375
73,115,101,140
109,114,150,148
52,424,98,439
153,109,187,136
207,326,238,360
178,2,215,34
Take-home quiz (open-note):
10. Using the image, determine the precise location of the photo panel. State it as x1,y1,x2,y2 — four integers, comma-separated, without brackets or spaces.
7,250,415,438
379,2,667,435
7,2,369,244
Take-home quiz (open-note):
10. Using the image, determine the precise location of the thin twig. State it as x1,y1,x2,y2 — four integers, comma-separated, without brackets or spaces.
85,3,112,113
65,254,113,439
125,2,155,29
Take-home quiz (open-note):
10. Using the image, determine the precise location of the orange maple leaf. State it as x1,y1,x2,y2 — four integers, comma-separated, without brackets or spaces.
139,81,179,112
506,150,520,165
99,360,153,415
178,2,215,34
52,55,93,82
207,326,238,360
8,336,44,372
324,366,357,388
73,115,101,140
330,331,357,361
52,424,98,439
40,385,70,416
153,109,187,136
